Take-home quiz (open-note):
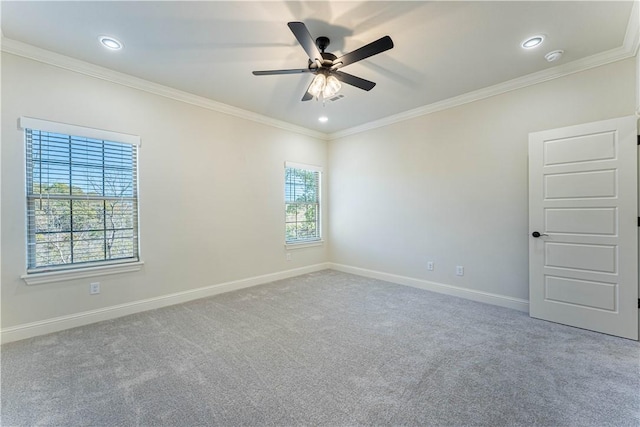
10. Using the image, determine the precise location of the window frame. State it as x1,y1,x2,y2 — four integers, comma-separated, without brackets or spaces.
284,161,323,248
19,117,143,284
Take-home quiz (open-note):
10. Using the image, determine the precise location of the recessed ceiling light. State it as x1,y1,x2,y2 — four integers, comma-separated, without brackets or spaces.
522,35,544,49
318,116,328,123
545,50,564,62
99,36,123,50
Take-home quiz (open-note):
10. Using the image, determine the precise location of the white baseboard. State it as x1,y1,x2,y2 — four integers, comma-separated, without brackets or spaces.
1,262,528,344
329,263,530,313
1,263,330,344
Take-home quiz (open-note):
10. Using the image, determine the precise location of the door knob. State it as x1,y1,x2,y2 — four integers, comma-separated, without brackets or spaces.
531,231,548,238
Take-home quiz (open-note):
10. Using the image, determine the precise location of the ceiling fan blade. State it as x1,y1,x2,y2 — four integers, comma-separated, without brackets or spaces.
288,21,323,61
333,71,376,91
301,79,314,101
252,69,312,76
333,35,394,69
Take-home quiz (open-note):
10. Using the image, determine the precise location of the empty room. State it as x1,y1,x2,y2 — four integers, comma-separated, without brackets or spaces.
1,1,639,426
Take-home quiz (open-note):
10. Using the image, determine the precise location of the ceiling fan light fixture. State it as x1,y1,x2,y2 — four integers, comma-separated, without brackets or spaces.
323,75,341,98
308,74,326,98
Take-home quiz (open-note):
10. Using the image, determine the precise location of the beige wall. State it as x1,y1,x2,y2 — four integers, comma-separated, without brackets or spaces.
328,58,636,301
1,50,636,339
1,53,328,330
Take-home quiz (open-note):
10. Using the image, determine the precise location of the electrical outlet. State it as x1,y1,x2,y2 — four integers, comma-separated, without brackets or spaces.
286,253,292,261
427,261,434,271
90,282,100,295
455,266,464,276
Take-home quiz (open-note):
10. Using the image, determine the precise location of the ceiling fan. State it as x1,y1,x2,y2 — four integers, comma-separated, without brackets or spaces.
252,22,394,101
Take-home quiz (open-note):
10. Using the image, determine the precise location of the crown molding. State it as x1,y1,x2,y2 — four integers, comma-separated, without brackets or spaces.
623,0,639,55
329,45,638,140
0,38,328,141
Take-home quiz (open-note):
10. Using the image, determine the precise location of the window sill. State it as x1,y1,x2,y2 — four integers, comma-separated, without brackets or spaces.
285,240,324,250
22,261,145,285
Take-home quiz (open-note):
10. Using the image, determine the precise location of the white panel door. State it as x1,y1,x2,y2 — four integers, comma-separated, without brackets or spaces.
529,116,638,340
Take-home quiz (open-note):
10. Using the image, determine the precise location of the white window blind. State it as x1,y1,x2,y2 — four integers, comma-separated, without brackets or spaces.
23,120,140,273
285,162,321,244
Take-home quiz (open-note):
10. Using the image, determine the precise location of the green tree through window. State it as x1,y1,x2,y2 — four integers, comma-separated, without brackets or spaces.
285,164,321,243
26,128,139,271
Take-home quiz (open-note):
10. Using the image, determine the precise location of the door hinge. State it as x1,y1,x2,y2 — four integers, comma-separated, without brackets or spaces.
638,299,640,309
637,135,639,145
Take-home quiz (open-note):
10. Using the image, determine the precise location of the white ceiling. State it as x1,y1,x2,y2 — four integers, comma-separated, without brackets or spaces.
1,1,637,135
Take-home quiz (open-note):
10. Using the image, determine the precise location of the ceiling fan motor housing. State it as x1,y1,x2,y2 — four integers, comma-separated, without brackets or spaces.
308,51,337,70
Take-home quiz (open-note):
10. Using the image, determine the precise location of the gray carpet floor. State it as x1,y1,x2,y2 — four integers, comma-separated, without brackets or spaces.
2,270,639,426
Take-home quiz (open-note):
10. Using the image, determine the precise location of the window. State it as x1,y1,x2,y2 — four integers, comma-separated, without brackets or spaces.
22,117,140,273
285,162,322,244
